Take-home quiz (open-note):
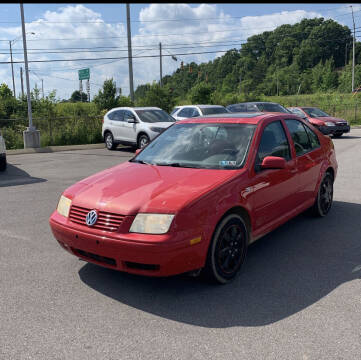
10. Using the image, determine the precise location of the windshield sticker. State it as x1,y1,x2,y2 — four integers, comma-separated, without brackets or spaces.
219,161,237,166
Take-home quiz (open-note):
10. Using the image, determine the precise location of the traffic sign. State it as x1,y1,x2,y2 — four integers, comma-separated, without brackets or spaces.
78,68,90,80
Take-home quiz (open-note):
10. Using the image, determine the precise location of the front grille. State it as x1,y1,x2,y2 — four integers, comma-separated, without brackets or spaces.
69,205,125,232
73,248,116,266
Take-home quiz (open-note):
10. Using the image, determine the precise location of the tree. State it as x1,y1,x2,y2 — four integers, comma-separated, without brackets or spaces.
135,83,174,112
70,90,88,102
0,83,13,99
93,78,119,111
189,82,213,104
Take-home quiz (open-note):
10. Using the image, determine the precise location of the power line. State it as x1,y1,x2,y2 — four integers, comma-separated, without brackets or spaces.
0,49,240,64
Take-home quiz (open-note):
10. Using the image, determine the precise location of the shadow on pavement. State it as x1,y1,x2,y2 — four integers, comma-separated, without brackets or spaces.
332,135,361,139
79,200,361,328
0,163,47,187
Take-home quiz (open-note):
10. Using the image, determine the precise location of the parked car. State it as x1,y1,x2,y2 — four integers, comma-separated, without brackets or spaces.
287,107,350,138
171,105,229,120
227,102,290,114
102,107,176,150
0,132,6,171
50,112,337,284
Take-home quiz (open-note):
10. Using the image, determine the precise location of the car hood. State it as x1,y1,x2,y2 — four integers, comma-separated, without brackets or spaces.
64,162,239,215
309,116,346,124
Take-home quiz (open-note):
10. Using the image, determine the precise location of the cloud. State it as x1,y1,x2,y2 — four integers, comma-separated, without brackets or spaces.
0,4,330,100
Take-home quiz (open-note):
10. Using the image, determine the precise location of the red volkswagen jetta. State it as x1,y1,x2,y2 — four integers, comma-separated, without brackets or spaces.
49,113,337,284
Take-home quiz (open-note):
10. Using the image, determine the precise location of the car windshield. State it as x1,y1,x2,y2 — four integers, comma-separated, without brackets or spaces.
135,109,176,123
131,123,256,170
201,107,228,115
170,108,179,115
257,103,289,113
302,108,330,118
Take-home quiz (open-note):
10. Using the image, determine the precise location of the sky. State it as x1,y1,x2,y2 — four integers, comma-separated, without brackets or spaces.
0,3,360,100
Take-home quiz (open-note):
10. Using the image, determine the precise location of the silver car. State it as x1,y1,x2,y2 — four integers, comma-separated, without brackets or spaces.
0,131,6,171
102,107,176,150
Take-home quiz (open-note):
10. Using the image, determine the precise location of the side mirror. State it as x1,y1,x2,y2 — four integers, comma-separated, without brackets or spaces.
135,149,142,156
261,156,286,170
125,114,137,123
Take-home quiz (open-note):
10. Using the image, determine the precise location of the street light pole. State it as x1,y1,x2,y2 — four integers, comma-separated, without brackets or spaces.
9,40,16,97
20,3,40,148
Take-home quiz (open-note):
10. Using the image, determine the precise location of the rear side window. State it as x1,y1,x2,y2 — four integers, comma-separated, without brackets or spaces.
256,120,291,170
285,119,313,156
201,107,228,115
108,110,123,121
258,103,288,113
170,108,179,115
228,104,247,112
178,108,193,117
247,104,259,112
304,124,320,149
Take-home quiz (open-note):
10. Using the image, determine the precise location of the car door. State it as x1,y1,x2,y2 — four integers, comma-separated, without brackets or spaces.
122,110,138,142
284,119,323,205
248,120,298,233
109,110,125,140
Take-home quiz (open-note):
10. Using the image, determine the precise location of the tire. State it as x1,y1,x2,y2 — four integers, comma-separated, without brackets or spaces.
310,172,334,217
333,133,343,138
202,213,248,284
104,132,116,150
0,154,6,172
137,134,150,149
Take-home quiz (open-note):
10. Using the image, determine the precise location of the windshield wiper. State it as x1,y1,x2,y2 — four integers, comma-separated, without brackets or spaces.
130,159,153,165
155,162,199,168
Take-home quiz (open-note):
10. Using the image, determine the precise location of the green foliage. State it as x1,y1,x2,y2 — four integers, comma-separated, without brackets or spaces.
93,79,134,110
70,90,88,102
188,82,213,104
0,83,13,99
135,83,174,112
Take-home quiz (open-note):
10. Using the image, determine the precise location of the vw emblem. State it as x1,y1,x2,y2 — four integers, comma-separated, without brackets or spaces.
86,210,98,226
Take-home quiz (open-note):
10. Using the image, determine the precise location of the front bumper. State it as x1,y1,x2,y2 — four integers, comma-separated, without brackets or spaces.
49,211,205,277
319,124,350,135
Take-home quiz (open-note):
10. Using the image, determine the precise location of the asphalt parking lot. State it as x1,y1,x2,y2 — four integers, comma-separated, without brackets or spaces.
1,131,361,360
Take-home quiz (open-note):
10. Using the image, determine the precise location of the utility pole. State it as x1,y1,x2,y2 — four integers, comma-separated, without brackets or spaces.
20,67,24,98
159,42,163,87
20,3,40,148
351,5,355,93
126,4,134,102
9,40,16,97
41,79,44,99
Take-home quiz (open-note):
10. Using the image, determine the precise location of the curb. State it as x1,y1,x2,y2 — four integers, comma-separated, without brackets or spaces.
7,143,105,155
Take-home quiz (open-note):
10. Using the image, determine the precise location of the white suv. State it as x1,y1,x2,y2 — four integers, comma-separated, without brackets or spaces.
0,131,7,171
102,107,176,150
170,105,229,121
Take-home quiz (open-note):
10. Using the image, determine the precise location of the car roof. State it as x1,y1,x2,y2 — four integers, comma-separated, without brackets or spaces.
107,107,161,112
176,104,226,109
176,112,299,125
228,102,283,106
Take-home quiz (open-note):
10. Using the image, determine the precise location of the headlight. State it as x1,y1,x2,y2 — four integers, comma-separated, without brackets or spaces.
129,213,174,234
57,195,72,218
325,122,335,127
